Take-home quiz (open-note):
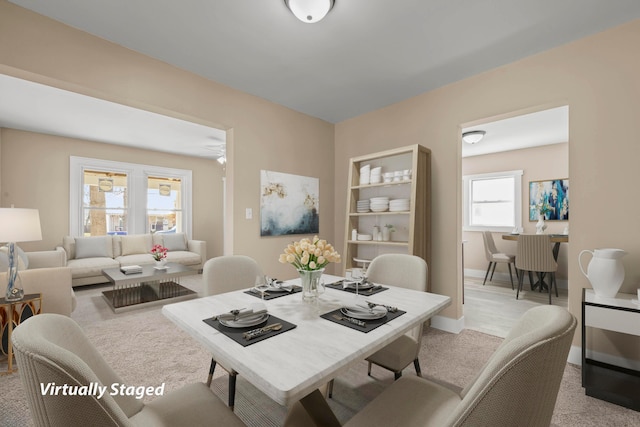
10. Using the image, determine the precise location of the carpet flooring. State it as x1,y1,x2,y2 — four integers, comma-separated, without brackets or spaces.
1,275,639,426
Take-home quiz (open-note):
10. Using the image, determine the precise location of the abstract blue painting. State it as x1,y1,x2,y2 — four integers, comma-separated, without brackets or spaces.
260,170,319,236
529,179,569,221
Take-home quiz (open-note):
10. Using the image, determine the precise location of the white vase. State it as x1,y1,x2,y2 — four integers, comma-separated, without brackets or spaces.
536,217,546,234
382,227,391,241
579,248,627,298
155,259,167,268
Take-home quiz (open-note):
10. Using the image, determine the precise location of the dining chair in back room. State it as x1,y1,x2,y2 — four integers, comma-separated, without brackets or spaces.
515,234,558,304
202,255,264,410
482,231,516,289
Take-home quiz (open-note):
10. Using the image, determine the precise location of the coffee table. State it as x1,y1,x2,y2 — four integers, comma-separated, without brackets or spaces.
102,263,198,313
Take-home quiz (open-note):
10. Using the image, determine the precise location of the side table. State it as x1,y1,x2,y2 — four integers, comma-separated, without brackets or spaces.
1,293,42,374
582,288,640,410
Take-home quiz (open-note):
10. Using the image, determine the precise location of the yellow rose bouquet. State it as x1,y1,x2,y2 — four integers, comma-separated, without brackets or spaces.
278,235,341,271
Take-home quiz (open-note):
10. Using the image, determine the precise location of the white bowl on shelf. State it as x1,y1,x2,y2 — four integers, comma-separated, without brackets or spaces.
357,234,373,241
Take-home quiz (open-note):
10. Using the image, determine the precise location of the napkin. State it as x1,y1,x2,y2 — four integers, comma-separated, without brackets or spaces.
217,303,267,321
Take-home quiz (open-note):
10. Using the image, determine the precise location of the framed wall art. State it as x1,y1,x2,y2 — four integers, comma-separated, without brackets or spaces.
529,178,569,221
260,170,319,236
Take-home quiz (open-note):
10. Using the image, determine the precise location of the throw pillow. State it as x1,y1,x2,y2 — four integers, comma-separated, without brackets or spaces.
0,245,29,272
75,236,110,259
121,235,151,256
162,233,187,251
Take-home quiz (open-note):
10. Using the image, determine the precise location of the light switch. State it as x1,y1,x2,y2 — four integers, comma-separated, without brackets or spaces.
245,208,253,219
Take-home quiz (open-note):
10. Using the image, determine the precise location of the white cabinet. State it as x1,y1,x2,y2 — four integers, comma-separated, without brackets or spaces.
582,288,640,410
343,144,431,288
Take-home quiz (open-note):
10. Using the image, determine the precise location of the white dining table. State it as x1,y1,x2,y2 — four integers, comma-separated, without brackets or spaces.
162,273,451,426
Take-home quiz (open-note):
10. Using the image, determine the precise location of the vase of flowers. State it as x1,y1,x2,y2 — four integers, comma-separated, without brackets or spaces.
279,236,341,302
535,202,552,234
151,244,168,268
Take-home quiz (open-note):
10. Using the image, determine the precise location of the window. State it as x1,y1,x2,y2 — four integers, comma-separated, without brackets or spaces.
70,157,192,237
463,170,523,232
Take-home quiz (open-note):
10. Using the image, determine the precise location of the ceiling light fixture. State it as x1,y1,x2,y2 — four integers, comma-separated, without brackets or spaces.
462,130,486,144
285,0,334,23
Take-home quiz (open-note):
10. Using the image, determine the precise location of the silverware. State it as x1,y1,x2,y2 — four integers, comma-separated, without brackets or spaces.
332,314,366,327
243,323,283,340
365,301,398,312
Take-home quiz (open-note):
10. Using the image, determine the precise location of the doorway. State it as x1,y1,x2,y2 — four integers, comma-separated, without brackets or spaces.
461,105,569,337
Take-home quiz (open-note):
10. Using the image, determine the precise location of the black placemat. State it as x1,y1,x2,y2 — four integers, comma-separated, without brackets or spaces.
324,281,389,296
320,307,406,333
244,285,302,300
203,314,296,346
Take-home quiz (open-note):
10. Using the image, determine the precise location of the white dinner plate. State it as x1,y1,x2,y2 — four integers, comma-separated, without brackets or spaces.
341,306,387,320
219,313,269,328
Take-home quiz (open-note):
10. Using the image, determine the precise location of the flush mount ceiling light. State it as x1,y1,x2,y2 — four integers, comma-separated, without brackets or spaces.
285,0,335,23
462,130,486,144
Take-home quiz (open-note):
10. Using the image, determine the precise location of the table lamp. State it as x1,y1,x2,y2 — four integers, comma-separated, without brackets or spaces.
0,207,42,301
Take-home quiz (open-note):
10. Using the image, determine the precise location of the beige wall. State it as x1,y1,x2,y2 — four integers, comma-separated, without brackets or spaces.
2,0,640,357
0,128,225,255
462,143,569,280
0,1,335,279
335,19,640,356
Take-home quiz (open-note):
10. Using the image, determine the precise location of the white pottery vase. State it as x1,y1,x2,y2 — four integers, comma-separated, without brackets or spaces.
536,217,546,234
579,248,627,298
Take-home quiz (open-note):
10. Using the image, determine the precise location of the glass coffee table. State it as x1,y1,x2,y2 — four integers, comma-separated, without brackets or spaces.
102,263,198,313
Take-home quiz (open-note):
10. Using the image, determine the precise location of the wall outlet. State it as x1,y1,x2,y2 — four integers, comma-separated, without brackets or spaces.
245,208,253,219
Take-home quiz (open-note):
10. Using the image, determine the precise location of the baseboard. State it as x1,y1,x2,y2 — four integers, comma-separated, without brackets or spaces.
465,268,568,290
568,345,582,365
430,314,464,334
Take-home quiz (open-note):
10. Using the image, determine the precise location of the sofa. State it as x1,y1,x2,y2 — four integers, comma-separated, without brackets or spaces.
59,233,206,287
0,248,76,316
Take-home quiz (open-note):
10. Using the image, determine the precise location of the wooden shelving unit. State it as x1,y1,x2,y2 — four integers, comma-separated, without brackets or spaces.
343,144,431,289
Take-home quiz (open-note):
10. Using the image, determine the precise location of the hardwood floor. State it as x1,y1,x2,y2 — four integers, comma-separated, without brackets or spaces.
463,275,568,338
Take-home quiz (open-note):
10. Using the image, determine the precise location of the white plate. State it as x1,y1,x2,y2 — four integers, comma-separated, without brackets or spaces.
631,299,640,305
219,313,269,328
341,306,387,320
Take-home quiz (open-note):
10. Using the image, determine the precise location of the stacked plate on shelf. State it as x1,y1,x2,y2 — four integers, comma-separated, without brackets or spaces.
370,197,389,212
356,199,370,213
369,167,382,184
389,198,410,212
359,164,370,185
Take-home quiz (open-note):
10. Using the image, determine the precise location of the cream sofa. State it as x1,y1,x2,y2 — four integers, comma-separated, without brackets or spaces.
0,267,76,316
59,233,206,287
0,247,75,316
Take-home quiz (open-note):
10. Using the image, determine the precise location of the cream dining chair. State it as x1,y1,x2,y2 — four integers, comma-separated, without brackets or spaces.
515,234,558,304
328,254,428,397
482,231,517,289
336,305,576,427
12,313,245,427
202,254,264,410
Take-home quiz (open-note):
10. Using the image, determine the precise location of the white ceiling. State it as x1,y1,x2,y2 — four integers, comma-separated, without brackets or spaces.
462,106,569,158
3,1,639,157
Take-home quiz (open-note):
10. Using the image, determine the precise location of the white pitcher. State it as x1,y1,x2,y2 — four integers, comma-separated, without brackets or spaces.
579,248,627,298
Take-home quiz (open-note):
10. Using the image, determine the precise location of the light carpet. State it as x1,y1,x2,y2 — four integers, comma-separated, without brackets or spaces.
1,276,639,426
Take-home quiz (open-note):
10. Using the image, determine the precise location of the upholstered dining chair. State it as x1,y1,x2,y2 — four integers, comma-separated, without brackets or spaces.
328,254,428,397
12,313,244,427
202,254,264,410
515,234,558,304
326,305,576,427
482,231,517,289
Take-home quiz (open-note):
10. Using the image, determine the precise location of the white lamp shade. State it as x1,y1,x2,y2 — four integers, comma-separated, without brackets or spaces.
0,208,43,243
286,0,334,23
